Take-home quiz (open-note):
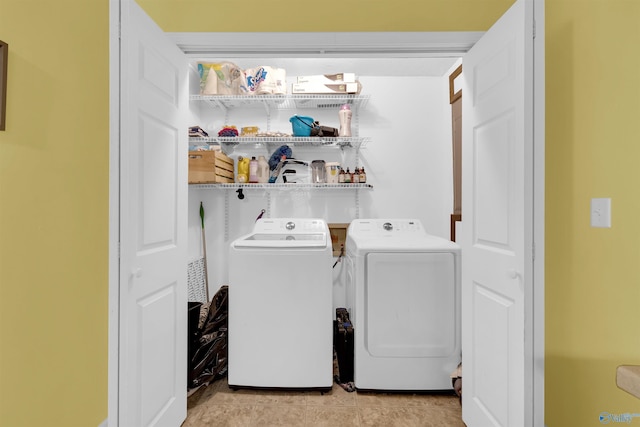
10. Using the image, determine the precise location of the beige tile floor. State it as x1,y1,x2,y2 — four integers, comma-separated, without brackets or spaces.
183,378,465,427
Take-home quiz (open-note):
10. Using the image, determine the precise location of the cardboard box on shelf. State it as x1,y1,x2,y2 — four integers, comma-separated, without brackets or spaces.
291,81,360,94
296,73,356,84
188,150,234,184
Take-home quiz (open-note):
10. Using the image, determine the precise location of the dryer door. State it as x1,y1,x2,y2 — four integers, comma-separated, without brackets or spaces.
364,252,458,358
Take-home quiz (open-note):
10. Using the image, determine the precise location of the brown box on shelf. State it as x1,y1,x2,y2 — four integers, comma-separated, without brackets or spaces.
188,150,234,184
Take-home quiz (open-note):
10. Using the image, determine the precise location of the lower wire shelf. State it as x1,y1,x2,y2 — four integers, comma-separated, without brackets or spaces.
189,183,373,190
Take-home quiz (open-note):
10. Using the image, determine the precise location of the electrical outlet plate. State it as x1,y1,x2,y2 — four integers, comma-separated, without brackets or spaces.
328,223,349,256
591,198,611,228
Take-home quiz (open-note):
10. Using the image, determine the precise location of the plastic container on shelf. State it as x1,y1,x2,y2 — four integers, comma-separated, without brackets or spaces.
257,156,269,183
241,126,259,136
325,162,341,184
289,115,315,137
249,157,258,183
237,156,250,183
311,160,326,183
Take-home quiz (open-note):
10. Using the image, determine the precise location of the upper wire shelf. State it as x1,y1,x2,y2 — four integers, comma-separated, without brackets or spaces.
190,94,370,110
188,136,370,148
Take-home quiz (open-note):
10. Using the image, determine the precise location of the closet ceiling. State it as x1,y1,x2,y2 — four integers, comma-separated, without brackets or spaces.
170,32,482,77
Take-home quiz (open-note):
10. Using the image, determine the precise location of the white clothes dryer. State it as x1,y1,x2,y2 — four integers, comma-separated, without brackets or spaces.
345,219,461,391
228,218,333,389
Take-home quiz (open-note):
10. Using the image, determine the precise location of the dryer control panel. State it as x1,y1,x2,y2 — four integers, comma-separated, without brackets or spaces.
349,219,425,235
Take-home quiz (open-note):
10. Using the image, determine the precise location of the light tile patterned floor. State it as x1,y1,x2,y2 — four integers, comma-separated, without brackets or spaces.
183,378,465,427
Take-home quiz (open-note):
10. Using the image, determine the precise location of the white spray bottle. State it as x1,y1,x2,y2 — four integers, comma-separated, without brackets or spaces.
338,104,352,137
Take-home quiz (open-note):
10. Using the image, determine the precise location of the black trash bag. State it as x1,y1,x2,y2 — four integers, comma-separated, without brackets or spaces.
333,307,355,392
188,285,229,389
187,301,203,376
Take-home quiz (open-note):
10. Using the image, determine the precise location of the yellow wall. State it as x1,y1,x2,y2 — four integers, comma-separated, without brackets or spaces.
545,1,640,425
0,1,110,426
1,0,639,425
137,0,511,32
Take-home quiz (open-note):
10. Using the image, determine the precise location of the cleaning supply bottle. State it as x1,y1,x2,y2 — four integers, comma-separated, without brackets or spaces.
359,167,367,183
344,167,352,183
249,156,258,183
338,104,352,137
237,156,249,183
257,155,269,183
269,155,287,183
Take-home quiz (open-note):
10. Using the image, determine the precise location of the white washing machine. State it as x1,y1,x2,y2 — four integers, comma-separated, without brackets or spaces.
228,218,333,389
345,219,461,391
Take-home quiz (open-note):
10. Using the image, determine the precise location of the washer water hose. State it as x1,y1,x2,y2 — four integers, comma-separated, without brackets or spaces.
332,245,344,268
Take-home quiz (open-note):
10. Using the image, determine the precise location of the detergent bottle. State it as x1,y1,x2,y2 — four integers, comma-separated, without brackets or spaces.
237,156,250,183
249,156,259,183
257,155,269,183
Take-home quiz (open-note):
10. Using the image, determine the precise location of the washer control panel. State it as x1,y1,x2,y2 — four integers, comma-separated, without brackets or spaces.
254,218,328,234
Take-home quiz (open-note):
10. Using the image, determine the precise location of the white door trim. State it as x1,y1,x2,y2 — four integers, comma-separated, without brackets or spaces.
531,0,545,425
170,31,484,57
107,3,544,425
108,0,121,424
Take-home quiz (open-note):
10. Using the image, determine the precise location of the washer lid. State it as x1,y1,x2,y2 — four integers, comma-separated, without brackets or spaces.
348,236,460,253
346,219,460,253
233,232,328,248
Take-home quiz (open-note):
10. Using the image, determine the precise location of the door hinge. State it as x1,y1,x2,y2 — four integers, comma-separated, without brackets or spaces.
533,19,536,39
532,242,536,261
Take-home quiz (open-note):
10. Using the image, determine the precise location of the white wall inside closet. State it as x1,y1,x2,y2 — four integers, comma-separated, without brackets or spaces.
186,57,459,305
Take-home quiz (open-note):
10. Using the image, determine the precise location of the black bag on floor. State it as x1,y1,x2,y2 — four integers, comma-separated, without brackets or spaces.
188,301,203,377
333,307,354,383
188,285,229,389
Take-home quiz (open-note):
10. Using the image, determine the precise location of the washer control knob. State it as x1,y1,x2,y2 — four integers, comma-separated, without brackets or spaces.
286,221,295,230
383,222,393,231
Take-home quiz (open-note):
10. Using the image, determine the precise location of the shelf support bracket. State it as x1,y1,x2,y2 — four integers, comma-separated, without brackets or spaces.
266,191,272,217
224,190,230,241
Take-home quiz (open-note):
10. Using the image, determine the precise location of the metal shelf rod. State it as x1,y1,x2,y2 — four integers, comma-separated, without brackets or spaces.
190,183,373,190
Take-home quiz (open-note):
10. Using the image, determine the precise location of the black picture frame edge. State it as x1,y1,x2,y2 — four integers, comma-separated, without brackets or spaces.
0,40,7,131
